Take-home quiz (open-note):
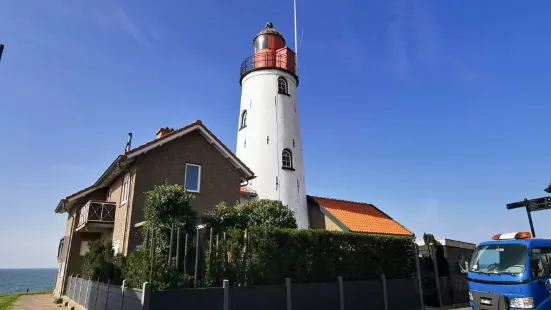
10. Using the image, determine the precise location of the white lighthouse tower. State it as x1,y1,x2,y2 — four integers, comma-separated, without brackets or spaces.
236,22,309,229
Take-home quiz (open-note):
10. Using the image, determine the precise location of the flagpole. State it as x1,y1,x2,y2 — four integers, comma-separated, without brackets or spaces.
293,0,298,71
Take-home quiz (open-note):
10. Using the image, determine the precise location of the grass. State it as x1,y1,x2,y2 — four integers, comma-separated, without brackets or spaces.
0,291,51,310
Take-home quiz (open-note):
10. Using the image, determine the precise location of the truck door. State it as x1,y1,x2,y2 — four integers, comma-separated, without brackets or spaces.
529,247,551,308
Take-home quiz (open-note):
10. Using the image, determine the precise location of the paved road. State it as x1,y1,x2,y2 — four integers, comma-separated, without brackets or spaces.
10,294,62,310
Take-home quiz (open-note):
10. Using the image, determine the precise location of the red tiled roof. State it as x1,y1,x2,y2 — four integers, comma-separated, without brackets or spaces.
240,186,257,196
310,196,413,236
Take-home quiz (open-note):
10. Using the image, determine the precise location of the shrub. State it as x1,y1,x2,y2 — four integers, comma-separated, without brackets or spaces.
202,199,297,231
205,227,415,287
123,246,190,290
81,240,124,282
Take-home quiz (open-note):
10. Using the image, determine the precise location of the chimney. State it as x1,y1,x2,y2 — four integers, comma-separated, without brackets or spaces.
156,127,174,139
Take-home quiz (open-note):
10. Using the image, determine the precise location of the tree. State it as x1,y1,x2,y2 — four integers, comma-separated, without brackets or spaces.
142,183,198,253
202,199,297,231
125,183,198,289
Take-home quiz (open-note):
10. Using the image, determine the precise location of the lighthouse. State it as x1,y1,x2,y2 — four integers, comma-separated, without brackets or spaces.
236,22,309,229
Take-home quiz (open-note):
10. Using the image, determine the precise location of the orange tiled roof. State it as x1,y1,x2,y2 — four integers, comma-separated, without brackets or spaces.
240,186,257,196
310,196,413,236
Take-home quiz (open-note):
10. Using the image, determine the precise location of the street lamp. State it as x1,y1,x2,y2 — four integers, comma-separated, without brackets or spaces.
194,224,207,287
506,196,551,237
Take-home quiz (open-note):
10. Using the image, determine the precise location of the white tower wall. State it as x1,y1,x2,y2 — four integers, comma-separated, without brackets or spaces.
236,69,309,229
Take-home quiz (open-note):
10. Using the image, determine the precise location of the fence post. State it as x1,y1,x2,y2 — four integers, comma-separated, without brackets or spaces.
176,228,181,271
72,275,78,301
183,233,189,276
285,278,292,310
104,279,111,309
413,244,425,310
168,222,175,265
142,282,151,310
223,279,229,310
120,280,126,310
337,276,344,310
93,278,100,310
430,243,443,308
70,275,74,300
67,274,73,298
84,277,91,309
78,276,83,304
381,274,388,310
194,229,201,288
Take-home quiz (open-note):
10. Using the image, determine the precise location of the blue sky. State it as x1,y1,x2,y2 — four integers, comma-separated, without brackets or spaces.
2,0,551,268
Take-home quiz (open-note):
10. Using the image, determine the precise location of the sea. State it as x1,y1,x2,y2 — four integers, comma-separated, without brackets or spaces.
0,268,58,295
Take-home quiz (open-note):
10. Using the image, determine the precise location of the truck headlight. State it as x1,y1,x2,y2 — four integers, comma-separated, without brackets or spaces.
509,297,535,309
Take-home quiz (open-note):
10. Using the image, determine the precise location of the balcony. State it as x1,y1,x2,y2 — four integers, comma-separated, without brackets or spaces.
76,200,116,232
239,50,298,85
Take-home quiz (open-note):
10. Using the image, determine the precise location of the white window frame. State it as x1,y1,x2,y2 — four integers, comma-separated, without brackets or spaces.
107,187,113,202
121,173,131,206
278,77,288,94
282,149,293,169
184,163,201,193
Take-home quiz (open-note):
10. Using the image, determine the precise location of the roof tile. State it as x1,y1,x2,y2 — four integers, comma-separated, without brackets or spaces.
310,196,413,236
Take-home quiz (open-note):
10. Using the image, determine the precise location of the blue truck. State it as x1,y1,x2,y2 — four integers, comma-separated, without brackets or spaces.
467,231,551,309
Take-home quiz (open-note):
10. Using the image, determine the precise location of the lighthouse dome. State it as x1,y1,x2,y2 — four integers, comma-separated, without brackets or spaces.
253,22,286,50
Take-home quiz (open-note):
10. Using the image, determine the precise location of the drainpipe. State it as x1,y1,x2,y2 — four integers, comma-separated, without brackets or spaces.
121,171,133,255
59,201,76,298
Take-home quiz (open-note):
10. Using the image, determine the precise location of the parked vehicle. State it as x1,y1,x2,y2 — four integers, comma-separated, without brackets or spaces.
466,232,551,309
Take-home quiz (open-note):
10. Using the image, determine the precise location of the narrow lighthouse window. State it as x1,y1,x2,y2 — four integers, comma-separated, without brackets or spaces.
240,110,247,129
277,77,288,95
282,149,293,169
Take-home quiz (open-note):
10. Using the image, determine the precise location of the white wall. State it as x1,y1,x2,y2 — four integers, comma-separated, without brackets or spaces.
236,69,309,228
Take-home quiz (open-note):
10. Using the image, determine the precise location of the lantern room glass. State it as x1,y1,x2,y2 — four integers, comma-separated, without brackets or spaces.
254,34,269,52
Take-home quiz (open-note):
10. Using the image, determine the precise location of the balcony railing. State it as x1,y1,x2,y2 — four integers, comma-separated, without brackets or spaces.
76,200,116,231
240,53,298,82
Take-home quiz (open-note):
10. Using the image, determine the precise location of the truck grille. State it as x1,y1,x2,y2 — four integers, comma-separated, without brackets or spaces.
472,292,508,310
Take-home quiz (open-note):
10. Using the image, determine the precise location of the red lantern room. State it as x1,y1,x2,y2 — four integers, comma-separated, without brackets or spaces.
240,22,298,85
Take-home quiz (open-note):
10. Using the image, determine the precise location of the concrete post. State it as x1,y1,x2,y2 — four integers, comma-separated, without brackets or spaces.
338,276,344,310
430,243,443,308
223,279,229,310
285,278,292,310
142,282,151,310
93,278,100,309
381,274,388,310
104,279,111,309
413,244,425,310
120,280,127,310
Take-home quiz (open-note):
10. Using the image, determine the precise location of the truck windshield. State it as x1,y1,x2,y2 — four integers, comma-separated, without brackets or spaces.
470,244,527,274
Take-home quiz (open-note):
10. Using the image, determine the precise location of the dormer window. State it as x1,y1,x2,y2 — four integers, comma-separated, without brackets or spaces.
278,77,288,95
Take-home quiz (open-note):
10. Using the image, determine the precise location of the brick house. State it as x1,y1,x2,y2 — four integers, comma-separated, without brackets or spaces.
53,120,254,296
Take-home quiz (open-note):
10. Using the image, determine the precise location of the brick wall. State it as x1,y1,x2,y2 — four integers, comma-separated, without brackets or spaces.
125,130,243,252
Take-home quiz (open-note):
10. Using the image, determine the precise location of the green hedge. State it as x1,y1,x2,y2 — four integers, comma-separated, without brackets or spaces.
205,227,415,287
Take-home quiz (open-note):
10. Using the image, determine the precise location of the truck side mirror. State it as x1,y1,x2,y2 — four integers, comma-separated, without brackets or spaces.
459,260,469,274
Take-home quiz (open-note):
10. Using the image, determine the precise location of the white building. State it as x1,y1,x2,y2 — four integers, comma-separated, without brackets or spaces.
235,22,309,229
236,23,414,238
